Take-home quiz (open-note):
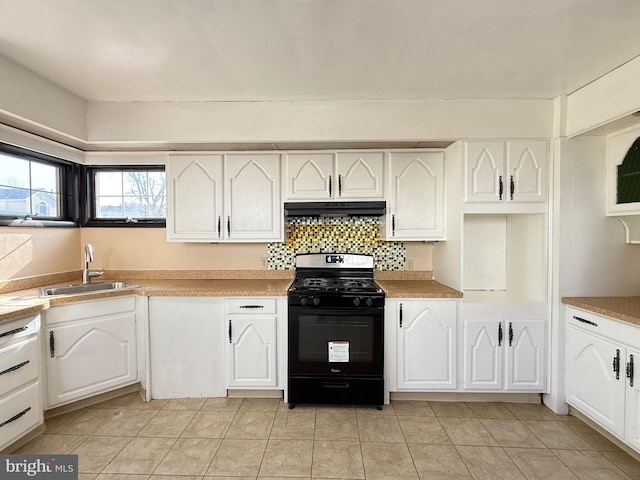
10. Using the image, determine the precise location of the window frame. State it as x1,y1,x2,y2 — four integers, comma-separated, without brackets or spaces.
81,165,167,228
0,143,79,227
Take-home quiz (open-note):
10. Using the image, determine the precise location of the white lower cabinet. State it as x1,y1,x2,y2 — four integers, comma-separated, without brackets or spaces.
226,298,279,388
0,314,43,451
394,299,458,390
566,306,640,450
45,297,138,408
462,318,545,391
149,297,226,398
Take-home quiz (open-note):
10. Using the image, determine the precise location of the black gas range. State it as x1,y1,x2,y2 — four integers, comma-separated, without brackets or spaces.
287,253,384,409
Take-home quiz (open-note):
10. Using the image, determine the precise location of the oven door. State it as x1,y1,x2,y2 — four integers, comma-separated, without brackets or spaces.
288,305,383,377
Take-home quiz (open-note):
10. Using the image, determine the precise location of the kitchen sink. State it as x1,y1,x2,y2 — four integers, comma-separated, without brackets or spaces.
39,281,138,297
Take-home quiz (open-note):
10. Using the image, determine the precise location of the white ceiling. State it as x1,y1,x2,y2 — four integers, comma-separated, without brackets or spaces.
1,0,640,102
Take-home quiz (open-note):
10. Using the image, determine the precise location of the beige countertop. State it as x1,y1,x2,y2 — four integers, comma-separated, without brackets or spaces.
0,276,462,323
377,280,463,299
563,296,640,327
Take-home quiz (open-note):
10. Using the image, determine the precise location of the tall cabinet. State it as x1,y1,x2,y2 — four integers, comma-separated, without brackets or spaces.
460,139,550,393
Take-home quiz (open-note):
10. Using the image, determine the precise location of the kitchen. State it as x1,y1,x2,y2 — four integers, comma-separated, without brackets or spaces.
2,0,640,478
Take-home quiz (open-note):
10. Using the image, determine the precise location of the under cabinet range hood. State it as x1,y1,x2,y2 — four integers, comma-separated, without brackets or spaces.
284,201,386,217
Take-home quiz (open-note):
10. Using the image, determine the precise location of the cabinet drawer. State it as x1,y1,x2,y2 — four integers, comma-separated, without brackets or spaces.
46,296,136,325
0,315,38,348
0,382,42,451
567,306,640,346
0,337,39,397
226,298,277,314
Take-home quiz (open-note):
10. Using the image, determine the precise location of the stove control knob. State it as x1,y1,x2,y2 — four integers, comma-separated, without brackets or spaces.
365,297,373,307
353,297,361,307
312,297,321,306
300,297,308,306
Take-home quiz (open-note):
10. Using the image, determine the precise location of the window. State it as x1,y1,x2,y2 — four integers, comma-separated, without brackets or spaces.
0,144,77,226
83,166,166,226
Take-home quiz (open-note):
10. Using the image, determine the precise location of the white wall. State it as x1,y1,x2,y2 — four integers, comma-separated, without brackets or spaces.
86,99,554,144
545,133,640,414
0,55,86,142
567,55,640,137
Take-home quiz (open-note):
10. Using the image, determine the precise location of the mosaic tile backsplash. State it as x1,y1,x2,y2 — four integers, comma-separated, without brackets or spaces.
267,217,406,270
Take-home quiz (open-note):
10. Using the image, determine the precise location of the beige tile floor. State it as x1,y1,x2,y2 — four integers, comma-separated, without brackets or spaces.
15,393,640,479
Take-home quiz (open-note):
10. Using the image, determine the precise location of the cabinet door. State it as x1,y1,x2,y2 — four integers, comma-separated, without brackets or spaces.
463,319,504,390
228,315,277,387
388,151,445,240
504,319,545,391
149,297,226,398
465,142,505,203
625,348,640,450
284,153,334,200
396,300,457,390
567,326,625,437
336,152,385,199
507,141,547,203
167,154,224,241
224,154,282,241
46,313,137,407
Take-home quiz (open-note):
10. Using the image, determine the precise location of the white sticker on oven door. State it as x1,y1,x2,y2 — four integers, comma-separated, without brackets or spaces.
328,341,349,362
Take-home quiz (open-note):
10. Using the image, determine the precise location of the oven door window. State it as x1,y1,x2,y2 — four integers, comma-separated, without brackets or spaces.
289,307,383,376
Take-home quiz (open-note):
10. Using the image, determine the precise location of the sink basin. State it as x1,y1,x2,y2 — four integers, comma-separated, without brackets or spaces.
39,281,138,297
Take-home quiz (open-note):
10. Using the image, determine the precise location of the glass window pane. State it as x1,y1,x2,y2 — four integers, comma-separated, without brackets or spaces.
96,171,123,196
124,198,148,218
96,196,124,218
31,191,59,217
91,169,165,220
0,187,30,215
31,161,60,193
123,171,148,197
0,154,29,187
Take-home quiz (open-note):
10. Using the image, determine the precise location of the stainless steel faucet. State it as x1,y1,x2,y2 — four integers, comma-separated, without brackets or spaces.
82,243,104,284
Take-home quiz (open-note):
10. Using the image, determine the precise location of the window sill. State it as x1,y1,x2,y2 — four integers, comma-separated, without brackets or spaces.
81,220,166,228
0,218,77,228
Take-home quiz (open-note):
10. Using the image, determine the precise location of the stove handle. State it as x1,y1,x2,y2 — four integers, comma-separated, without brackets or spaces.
322,381,350,389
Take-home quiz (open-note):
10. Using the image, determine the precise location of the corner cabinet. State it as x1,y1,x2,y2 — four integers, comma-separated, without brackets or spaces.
387,151,445,240
566,306,640,451
226,297,281,389
464,140,548,212
45,296,138,408
462,318,545,391
394,299,458,390
284,151,384,200
167,153,283,242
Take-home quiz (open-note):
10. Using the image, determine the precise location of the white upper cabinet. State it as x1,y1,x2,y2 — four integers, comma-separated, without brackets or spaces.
606,126,640,216
167,154,224,241
336,152,385,199
284,151,384,201
464,140,548,212
388,151,445,240
224,154,282,241
167,153,283,242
